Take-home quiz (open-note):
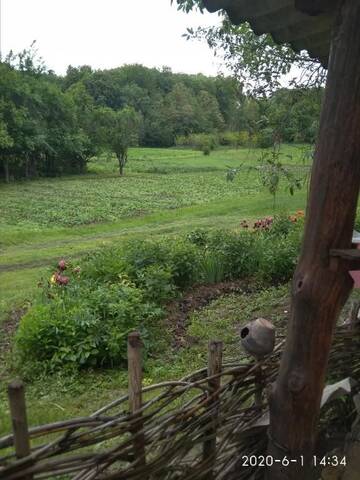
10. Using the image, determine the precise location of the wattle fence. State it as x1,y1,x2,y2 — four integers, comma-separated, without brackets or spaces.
0,325,359,480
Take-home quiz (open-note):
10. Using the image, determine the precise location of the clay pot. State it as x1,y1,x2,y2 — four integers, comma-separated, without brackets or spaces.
240,318,275,358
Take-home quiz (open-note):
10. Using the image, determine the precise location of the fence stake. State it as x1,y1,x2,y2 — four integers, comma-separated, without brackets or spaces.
203,340,223,477
8,379,33,480
128,331,146,467
254,365,263,408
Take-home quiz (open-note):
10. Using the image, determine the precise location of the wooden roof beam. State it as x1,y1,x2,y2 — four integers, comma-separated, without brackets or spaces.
204,0,291,17
271,14,333,43
295,0,340,16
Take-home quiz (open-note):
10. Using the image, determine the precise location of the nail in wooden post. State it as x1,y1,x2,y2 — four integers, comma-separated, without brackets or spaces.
8,379,33,479
203,340,223,477
128,332,146,467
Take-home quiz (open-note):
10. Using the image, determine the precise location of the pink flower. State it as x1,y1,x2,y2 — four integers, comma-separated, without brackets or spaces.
58,259,67,271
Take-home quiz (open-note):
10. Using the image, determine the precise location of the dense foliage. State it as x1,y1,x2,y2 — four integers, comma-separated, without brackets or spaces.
1,46,322,181
16,214,304,373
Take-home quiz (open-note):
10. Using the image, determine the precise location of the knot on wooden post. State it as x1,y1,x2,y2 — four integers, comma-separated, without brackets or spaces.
288,370,306,394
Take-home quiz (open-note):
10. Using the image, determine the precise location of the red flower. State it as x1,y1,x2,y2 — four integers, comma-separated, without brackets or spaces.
58,259,67,271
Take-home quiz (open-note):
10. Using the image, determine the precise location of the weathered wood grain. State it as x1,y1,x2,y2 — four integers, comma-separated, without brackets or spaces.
267,1,360,478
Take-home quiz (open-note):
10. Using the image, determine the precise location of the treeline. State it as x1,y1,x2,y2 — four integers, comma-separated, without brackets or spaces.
0,48,323,181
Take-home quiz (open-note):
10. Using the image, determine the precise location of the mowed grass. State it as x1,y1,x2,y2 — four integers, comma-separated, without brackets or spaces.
0,145,310,322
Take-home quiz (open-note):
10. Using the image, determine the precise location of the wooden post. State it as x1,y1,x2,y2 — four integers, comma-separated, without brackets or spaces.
254,365,263,409
268,1,360,478
8,380,33,480
203,340,223,478
127,332,146,467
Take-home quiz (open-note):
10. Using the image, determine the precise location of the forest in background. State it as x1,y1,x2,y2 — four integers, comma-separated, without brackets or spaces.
0,48,323,181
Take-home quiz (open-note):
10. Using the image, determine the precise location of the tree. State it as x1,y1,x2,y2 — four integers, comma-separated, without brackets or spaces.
93,106,141,176
175,0,327,96
164,82,198,136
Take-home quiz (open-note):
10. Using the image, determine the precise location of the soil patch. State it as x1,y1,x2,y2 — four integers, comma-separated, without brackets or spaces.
166,280,253,349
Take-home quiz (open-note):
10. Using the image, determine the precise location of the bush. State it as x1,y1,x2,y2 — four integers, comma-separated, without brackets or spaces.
16,281,163,371
238,130,250,146
218,130,250,148
263,214,294,237
206,230,262,280
219,131,239,148
175,133,218,153
202,145,211,155
167,240,201,289
256,128,275,148
187,229,209,247
137,264,175,303
258,237,298,284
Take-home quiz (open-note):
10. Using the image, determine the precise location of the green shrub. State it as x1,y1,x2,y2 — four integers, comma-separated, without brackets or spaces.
238,130,250,146
219,131,239,148
167,240,201,289
258,237,298,284
206,230,261,280
16,281,163,371
257,217,303,283
120,239,170,277
257,128,275,148
187,229,209,247
175,133,218,152
265,214,294,238
137,264,175,303
80,247,127,284
202,145,211,155
218,131,250,148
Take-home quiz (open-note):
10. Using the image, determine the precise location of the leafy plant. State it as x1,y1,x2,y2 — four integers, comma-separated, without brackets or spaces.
16,281,163,371
137,264,176,303
199,253,225,284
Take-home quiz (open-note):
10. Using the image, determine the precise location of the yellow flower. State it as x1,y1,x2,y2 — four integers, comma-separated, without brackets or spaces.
50,274,57,284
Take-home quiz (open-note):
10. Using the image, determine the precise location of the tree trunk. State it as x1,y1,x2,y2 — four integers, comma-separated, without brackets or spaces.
25,155,30,179
4,159,10,183
118,151,127,176
267,1,360,478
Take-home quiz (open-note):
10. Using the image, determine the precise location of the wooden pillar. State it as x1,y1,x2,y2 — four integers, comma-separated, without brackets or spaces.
268,1,360,478
127,332,146,467
8,380,33,480
203,340,223,478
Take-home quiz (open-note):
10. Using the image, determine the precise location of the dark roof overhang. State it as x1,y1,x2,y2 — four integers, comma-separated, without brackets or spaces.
203,0,341,67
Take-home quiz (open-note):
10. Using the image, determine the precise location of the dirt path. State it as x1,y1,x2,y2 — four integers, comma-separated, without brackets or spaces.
166,280,252,349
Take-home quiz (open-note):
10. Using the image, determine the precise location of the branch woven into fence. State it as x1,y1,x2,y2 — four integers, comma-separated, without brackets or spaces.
1,325,359,480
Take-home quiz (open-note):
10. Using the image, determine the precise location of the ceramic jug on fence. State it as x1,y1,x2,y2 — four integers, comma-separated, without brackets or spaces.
240,318,275,359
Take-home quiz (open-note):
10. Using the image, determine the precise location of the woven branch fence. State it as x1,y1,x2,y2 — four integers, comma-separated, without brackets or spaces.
1,326,360,480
